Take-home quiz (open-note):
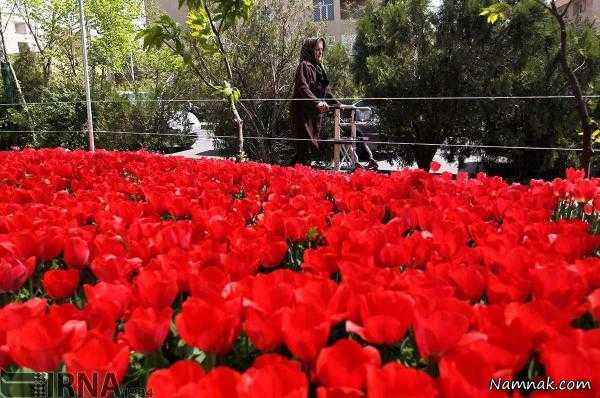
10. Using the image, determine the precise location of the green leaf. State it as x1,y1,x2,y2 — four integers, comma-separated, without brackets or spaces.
231,88,241,102
142,351,170,370
480,2,510,25
306,226,319,241
137,16,180,52
187,9,211,36
215,81,241,102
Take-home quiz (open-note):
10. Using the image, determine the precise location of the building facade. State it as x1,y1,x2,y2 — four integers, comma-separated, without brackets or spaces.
147,0,363,48
556,0,600,27
0,7,39,55
313,0,363,46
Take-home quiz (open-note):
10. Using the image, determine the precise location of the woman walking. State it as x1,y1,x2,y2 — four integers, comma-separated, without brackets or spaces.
290,37,340,165
290,37,378,170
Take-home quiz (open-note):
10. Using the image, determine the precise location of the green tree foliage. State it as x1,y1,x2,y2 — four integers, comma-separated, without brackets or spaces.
353,0,600,178
0,0,196,152
324,42,363,100
188,0,326,163
481,0,599,176
8,0,141,78
139,0,254,159
139,0,357,163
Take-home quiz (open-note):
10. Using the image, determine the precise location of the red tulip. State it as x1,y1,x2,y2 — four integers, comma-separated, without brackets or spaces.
189,266,230,298
243,273,295,351
42,269,80,299
0,255,35,293
590,288,600,321
133,268,179,308
146,360,205,398
439,340,514,398
63,332,130,398
84,282,132,321
281,303,331,362
176,295,242,355
539,330,600,396
122,307,172,353
414,308,470,360
238,354,308,398
90,254,141,283
157,223,192,252
63,237,90,269
346,290,414,344
36,228,65,261
196,367,241,397
6,312,83,371
0,299,48,343
366,362,439,398
315,339,381,390
260,239,289,268
317,387,365,398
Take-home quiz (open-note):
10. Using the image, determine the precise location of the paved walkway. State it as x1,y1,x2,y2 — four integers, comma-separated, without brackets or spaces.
168,115,474,173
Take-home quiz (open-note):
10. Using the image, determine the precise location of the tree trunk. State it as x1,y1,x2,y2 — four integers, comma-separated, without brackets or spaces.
0,13,28,109
551,2,593,176
8,63,35,145
0,13,35,145
230,97,246,161
44,58,52,80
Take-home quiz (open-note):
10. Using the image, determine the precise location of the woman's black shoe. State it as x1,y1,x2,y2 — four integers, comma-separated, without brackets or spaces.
349,162,364,173
367,159,379,170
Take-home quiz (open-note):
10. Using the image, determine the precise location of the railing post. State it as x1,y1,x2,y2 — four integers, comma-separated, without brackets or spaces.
350,109,357,168
333,108,341,170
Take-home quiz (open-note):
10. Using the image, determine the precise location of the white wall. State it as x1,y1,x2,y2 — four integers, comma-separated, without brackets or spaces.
556,0,600,27
0,7,39,55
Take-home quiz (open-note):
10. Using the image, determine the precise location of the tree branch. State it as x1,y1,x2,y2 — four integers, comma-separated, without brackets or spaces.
14,0,45,55
550,0,593,174
202,0,234,82
556,0,575,18
533,0,552,12
190,40,220,87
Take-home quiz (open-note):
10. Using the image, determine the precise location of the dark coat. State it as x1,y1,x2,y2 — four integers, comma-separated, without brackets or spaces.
290,38,340,150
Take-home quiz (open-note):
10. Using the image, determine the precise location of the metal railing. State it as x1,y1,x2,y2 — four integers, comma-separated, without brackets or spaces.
330,104,373,170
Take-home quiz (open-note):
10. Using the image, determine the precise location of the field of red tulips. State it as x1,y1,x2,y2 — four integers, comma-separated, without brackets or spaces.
1,148,600,397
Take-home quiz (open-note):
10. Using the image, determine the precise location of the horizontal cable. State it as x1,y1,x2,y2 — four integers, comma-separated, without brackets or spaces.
243,95,600,102
0,130,197,137
0,94,598,107
210,135,589,152
95,130,197,137
98,131,593,152
1,129,595,152
0,130,82,134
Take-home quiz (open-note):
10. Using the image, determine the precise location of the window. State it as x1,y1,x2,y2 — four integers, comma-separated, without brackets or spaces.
314,0,334,21
14,22,27,34
17,42,30,53
573,0,586,15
